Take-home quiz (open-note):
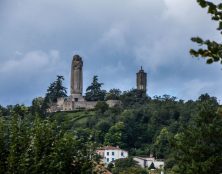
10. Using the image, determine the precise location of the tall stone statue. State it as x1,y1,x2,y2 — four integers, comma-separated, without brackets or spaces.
136,66,147,92
71,55,83,95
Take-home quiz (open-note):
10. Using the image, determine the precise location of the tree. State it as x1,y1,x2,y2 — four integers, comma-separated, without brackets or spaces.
31,97,44,116
95,101,109,113
104,122,126,147
112,158,147,174
171,98,222,174
85,76,106,101
120,89,149,108
105,89,122,100
190,0,222,64
0,115,99,174
46,75,67,103
42,75,67,112
148,162,156,170
0,105,8,116
153,128,171,159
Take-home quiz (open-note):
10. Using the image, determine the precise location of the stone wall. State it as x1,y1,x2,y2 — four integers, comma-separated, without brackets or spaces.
106,100,122,107
48,97,122,113
74,101,98,110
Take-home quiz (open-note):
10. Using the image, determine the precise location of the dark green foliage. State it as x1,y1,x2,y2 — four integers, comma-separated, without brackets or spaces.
107,163,114,171
31,97,44,116
0,115,98,174
0,105,9,116
148,162,156,170
171,95,222,174
118,168,147,174
114,158,139,169
85,76,106,101
1,92,221,173
104,122,126,147
42,75,67,112
105,89,122,100
112,158,147,174
190,0,222,64
120,89,149,108
153,128,171,159
95,101,109,113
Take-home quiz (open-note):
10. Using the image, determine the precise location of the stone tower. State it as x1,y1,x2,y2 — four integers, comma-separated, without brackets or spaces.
71,55,83,95
136,66,147,92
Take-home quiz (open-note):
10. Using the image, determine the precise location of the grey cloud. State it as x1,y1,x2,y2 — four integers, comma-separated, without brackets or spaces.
0,0,222,105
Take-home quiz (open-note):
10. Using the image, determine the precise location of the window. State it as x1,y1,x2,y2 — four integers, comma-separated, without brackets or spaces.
112,158,115,161
112,152,115,156
107,158,109,162
107,152,109,156
75,98,78,102
121,152,124,156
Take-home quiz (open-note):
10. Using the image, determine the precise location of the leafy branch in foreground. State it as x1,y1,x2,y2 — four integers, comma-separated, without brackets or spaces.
190,0,222,64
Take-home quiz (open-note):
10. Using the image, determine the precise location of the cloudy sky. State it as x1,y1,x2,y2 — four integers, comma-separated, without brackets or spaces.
0,0,222,106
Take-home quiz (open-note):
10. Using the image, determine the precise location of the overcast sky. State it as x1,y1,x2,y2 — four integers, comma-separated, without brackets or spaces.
0,0,222,106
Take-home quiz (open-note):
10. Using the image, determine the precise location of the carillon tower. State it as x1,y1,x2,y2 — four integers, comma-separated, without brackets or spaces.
136,66,147,92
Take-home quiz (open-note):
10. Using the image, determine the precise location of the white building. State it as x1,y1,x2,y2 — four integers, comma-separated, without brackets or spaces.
133,156,164,169
96,146,128,164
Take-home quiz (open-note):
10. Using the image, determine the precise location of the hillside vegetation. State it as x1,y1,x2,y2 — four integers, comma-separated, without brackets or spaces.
1,90,222,173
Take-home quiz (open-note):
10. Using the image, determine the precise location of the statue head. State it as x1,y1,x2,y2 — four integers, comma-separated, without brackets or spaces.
72,55,83,69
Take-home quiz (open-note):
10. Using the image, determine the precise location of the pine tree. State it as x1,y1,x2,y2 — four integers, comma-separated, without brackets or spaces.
42,75,67,112
85,76,106,101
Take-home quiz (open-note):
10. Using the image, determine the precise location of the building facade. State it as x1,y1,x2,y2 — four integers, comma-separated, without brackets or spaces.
96,146,128,165
133,156,164,169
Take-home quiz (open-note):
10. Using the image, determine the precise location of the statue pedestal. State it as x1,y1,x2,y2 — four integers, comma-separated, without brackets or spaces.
71,94,85,102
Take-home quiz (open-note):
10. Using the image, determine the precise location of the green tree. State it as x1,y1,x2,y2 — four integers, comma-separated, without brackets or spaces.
42,75,67,112
85,76,106,101
105,89,122,100
112,158,147,174
171,98,222,174
120,89,149,108
0,117,7,173
95,101,109,113
148,162,156,170
12,104,29,118
31,97,44,116
114,158,139,169
190,0,222,64
153,128,171,159
119,168,147,174
104,122,126,147
0,105,8,116
0,114,99,174
46,75,67,103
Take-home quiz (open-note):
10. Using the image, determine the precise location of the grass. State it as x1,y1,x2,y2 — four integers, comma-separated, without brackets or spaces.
52,110,97,128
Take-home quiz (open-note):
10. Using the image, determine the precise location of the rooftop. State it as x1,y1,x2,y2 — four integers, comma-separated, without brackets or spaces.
97,146,127,151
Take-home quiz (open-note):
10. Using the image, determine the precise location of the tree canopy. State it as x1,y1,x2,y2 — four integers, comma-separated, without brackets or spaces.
85,76,106,101
171,96,222,174
41,75,67,113
45,75,67,103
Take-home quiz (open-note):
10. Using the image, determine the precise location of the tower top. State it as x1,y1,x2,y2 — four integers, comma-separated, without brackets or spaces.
73,55,83,62
138,66,145,73
136,66,147,92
